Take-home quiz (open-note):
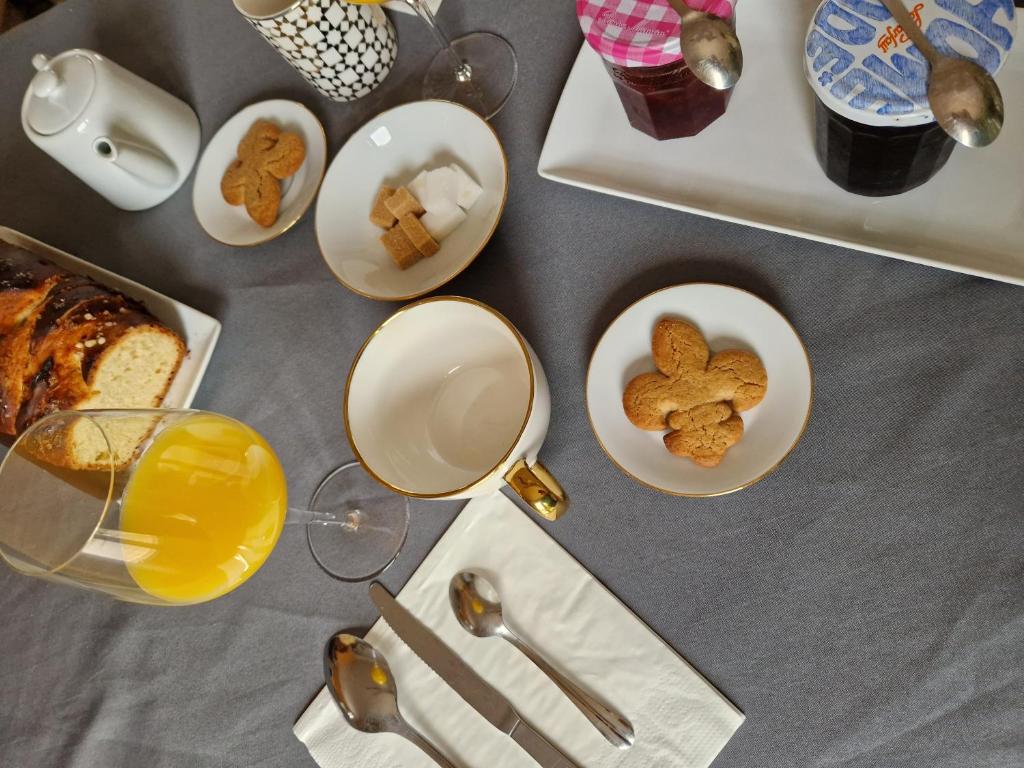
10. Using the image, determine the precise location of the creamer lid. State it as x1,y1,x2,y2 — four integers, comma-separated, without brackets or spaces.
23,52,96,136
577,0,735,68
805,0,1017,127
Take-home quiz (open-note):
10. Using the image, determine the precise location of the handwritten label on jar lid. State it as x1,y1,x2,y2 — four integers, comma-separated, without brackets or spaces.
805,0,1017,128
577,0,735,69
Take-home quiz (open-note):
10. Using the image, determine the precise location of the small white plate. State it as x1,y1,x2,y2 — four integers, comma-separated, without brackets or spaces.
587,284,812,497
316,100,508,301
192,100,326,247
0,227,220,410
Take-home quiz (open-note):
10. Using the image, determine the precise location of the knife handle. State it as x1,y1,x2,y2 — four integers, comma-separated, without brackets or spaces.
509,718,582,768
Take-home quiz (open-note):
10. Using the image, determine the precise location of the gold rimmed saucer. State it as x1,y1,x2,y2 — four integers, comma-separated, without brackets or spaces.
191,99,326,247
586,283,813,497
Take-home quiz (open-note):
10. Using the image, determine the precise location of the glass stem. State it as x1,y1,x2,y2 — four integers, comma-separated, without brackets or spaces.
285,507,360,530
405,0,473,83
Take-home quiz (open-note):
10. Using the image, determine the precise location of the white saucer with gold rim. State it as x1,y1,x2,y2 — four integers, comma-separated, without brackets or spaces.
315,100,508,302
587,283,813,497
192,99,326,247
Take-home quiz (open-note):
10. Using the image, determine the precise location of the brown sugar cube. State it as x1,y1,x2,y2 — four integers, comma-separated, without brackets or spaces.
398,213,440,257
384,186,424,218
370,185,397,228
380,225,423,270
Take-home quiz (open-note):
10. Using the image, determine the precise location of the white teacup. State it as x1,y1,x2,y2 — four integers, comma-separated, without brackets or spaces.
345,297,568,520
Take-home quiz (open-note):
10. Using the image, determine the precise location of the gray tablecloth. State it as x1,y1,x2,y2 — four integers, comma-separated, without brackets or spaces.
1,2,1022,766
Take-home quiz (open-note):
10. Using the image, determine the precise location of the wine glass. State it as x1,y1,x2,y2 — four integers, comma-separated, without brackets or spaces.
0,409,409,603
352,0,517,119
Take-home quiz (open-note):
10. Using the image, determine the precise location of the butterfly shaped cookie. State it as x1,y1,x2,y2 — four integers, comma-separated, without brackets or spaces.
623,318,767,467
221,120,306,228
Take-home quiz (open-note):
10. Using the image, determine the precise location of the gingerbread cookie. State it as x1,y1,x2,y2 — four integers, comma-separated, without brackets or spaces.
623,318,767,467
221,120,306,228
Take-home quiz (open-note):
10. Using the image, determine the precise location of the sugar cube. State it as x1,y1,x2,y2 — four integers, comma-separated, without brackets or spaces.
398,213,440,257
384,186,424,218
380,225,422,270
407,170,429,205
420,204,467,241
421,167,460,213
449,163,483,210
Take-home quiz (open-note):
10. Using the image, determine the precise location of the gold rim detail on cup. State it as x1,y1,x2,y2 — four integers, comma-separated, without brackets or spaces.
232,0,305,21
585,283,815,498
343,296,535,498
193,100,327,248
316,100,510,302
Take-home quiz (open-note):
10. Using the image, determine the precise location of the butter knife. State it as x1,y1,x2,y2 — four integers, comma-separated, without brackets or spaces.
369,583,582,768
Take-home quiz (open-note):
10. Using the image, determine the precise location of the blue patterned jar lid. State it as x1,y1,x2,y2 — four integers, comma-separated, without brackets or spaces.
805,0,1017,127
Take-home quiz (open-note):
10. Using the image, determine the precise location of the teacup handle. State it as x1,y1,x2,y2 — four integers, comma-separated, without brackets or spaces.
504,459,569,521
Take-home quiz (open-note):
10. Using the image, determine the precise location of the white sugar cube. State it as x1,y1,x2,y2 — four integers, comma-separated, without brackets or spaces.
449,163,483,210
406,169,429,205
420,203,467,241
419,167,460,213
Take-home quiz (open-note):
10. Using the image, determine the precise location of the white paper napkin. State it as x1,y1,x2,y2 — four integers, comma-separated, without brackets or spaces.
294,494,744,767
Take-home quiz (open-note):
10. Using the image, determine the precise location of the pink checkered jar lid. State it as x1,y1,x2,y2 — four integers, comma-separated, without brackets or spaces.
577,0,736,68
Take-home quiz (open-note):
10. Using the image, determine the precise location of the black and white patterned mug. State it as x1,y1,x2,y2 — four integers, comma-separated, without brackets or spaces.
234,0,397,102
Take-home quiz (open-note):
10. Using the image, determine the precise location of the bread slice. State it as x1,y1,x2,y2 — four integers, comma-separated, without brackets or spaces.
69,326,186,468
0,243,187,468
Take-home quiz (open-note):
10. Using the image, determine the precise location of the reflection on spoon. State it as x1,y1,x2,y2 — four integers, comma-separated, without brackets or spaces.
450,571,636,749
879,0,1003,147
324,633,457,767
665,0,743,91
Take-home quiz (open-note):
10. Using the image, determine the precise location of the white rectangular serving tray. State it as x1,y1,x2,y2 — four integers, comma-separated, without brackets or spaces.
539,2,1024,286
0,226,221,410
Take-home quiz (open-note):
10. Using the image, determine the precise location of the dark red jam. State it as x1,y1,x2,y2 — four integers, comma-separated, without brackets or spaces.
813,97,956,197
605,58,732,141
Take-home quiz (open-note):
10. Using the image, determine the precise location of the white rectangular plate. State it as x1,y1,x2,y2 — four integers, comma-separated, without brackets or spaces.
0,226,221,410
539,3,1024,286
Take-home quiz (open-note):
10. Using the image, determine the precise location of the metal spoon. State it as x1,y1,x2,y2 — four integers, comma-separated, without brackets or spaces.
665,0,742,91
324,633,456,767
449,571,635,750
879,0,1003,147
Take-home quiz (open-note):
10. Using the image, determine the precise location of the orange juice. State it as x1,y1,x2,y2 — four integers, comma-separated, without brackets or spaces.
119,414,287,604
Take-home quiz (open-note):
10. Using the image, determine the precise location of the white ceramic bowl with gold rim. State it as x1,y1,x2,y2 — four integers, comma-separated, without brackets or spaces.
192,99,326,246
344,297,567,520
587,284,813,497
316,100,508,301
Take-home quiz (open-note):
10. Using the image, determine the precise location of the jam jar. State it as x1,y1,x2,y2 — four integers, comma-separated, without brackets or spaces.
805,0,1016,197
577,0,738,140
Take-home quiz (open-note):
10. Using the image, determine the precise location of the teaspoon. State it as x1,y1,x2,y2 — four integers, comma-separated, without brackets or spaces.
879,0,1003,147
665,0,743,91
449,571,635,750
324,633,456,767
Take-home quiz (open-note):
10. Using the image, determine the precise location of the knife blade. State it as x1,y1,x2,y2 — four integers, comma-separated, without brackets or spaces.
369,582,582,768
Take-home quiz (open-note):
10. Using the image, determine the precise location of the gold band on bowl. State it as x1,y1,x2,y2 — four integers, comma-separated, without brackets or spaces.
585,283,814,498
343,296,535,498
316,100,510,302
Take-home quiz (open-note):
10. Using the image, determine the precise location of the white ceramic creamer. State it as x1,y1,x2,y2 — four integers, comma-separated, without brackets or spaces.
21,50,201,211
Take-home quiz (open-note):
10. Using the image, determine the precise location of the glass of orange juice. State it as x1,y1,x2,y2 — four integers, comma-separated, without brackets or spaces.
0,410,409,604
351,0,517,119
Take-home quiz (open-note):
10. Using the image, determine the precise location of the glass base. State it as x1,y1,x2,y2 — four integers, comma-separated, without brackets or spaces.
422,32,518,120
307,462,409,582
